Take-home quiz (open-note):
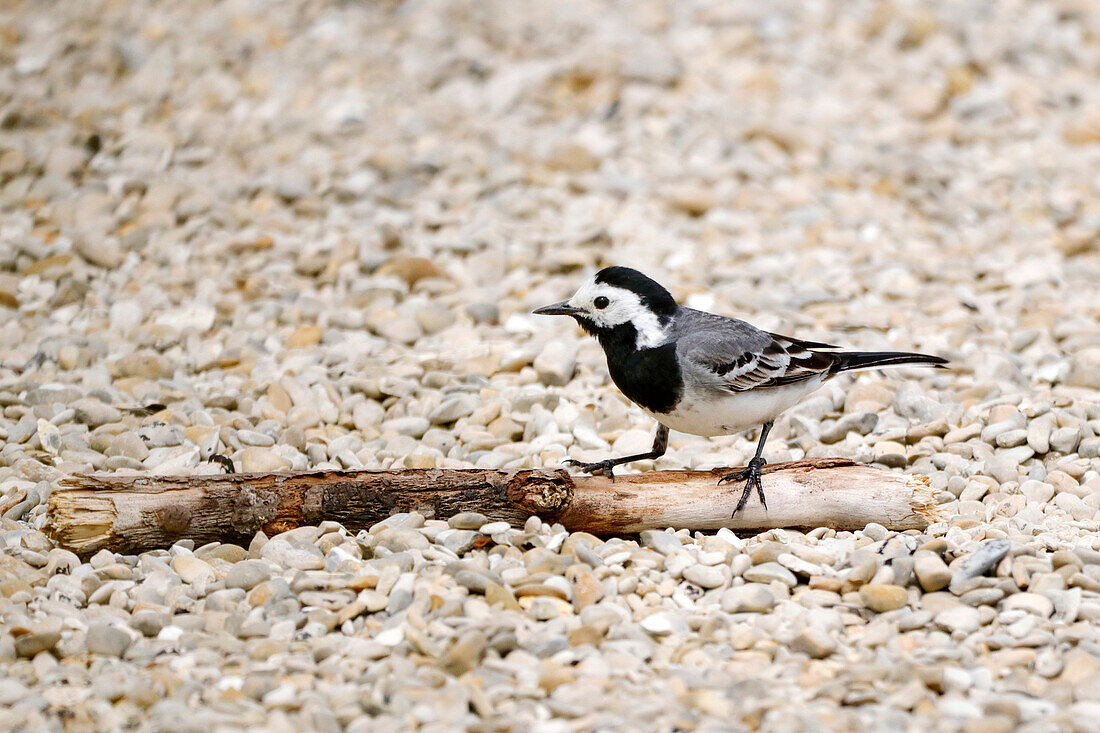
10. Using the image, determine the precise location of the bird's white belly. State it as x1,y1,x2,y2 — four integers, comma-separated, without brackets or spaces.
643,381,823,437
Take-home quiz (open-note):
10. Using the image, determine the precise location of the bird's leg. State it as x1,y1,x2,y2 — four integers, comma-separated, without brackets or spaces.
718,421,773,515
564,424,669,481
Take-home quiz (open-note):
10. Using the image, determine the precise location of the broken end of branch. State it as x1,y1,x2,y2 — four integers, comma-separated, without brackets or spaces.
506,469,574,520
45,492,117,556
905,473,944,528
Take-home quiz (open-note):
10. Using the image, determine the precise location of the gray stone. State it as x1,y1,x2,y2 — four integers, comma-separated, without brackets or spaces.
950,539,1011,590
71,398,122,427
381,416,430,438
743,562,797,587
85,622,133,657
682,563,729,589
448,512,487,530
639,530,682,556
260,538,325,570
790,627,836,659
914,551,952,592
721,584,775,613
428,395,478,425
934,606,982,635
225,560,271,591
533,339,577,386
14,631,60,658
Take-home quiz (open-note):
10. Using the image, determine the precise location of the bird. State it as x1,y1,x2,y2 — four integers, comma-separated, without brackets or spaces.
533,266,947,515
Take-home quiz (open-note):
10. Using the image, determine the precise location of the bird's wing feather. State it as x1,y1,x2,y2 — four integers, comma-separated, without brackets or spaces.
674,312,837,392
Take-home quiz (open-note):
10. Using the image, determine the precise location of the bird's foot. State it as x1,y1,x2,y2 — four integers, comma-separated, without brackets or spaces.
718,456,768,515
563,458,618,481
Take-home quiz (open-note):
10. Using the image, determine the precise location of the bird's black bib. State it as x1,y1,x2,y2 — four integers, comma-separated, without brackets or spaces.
594,323,682,415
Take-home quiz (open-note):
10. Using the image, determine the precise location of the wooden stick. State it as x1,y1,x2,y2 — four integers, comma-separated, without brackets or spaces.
45,458,942,555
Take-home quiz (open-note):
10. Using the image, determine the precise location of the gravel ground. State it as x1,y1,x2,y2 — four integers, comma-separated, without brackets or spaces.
2,0,1100,730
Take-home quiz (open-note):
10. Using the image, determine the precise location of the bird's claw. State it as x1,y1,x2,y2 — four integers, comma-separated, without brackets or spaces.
719,456,768,515
563,458,617,481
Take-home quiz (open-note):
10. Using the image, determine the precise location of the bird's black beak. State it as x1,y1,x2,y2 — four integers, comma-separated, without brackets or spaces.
532,300,585,317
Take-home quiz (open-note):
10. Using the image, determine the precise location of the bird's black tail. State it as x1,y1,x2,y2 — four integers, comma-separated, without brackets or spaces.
832,351,948,374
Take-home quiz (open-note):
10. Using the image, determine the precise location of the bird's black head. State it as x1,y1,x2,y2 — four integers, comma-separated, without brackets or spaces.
532,266,678,348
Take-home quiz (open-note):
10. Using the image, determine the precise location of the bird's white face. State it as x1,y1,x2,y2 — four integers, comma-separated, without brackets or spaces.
565,279,668,348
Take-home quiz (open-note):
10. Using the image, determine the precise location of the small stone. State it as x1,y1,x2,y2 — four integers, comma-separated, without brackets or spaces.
639,530,682,556
74,237,124,269
935,606,982,635
374,528,429,552
859,584,909,612
995,429,1028,448
790,627,836,659
110,352,174,379
14,631,60,658
640,611,688,636
682,563,729,589
439,530,479,555
382,416,430,438
1050,427,1081,454
260,538,325,571
721,584,775,613
914,551,952,592
237,429,275,447
950,539,1011,590
533,339,577,386
286,324,323,348
226,560,271,591
172,556,216,586
1002,592,1054,617
239,448,291,473
743,562,797,587
129,611,166,637
106,432,150,461
85,622,133,657
414,305,456,334
544,141,600,173
448,512,487,530
1066,348,1100,389
465,303,499,324
428,396,478,425
440,631,487,676
375,256,445,287
873,441,908,468
71,398,122,427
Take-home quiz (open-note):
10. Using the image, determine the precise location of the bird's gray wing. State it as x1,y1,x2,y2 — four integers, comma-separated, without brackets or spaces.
673,311,838,392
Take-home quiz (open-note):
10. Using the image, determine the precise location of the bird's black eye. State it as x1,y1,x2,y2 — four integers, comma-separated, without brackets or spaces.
593,296,610,310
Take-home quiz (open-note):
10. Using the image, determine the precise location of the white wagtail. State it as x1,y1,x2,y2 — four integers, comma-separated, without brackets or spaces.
533,266,947,515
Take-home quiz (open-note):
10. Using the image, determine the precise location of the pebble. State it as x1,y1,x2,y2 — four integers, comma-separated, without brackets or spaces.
382,417,431,439
226,560,272,591
935,606,983,635
639,530,682,556
789,627,837,659
448,512,488,530
743,562,797,587
914,551,952,592
859,584,909,612
14,631,60,658
260,538,325,571
682,563,729,589
533,340,577,386
85,622,133,657
951,540,1011,590
720,584,775,613
1002,593,1054,617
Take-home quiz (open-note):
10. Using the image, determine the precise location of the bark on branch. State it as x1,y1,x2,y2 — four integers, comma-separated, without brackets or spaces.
45,458,942,555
